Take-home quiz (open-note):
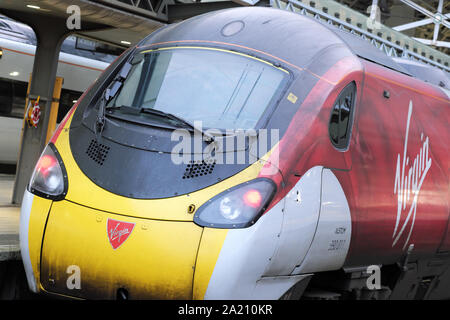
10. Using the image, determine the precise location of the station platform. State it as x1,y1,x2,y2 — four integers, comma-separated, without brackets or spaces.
0,174,20,261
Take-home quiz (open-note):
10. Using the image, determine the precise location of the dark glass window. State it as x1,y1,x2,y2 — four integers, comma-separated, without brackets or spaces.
58,89,83,122
328,82,356,150
0,77,82,122
0,79,13,116
0,77,27,118
107,47,289,130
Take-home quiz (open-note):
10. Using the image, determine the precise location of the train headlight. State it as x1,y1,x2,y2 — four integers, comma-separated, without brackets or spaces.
193,179,276,228
28,143,68,200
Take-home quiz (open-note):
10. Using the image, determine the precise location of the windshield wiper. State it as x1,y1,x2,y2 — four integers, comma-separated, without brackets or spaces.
107,105,216,143
95,88,110,139
105,104,140,114
141,107,216,143
95,60,133,137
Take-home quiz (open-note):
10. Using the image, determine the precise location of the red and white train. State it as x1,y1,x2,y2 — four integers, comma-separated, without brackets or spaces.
20,7,449,299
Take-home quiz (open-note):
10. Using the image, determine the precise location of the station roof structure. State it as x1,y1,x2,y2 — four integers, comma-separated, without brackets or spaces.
1,1,448,60
0,0,243,49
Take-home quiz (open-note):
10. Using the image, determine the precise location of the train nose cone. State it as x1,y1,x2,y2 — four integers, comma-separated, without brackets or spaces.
39,200,202,299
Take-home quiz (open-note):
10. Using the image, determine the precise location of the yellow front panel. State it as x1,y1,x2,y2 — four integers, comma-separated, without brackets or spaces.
40,200,203,299
193,228,228,299
28,196,53,289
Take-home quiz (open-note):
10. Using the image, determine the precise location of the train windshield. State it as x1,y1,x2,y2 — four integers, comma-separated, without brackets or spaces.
107,47,288,130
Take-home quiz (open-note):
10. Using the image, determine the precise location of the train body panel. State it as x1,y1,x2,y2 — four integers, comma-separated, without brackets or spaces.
0,37,109,91
340,59,449,267
19,7,450,300
0,117,22,164
291,168,352,274
20,189,52,293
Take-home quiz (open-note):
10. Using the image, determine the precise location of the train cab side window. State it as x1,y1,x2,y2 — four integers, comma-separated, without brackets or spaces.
328,82,356,150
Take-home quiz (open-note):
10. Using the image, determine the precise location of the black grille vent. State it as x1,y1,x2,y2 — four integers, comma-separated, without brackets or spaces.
86,139,110,166
183,159,216,179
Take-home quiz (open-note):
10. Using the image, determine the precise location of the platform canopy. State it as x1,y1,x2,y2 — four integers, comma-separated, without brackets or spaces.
0,0,246,48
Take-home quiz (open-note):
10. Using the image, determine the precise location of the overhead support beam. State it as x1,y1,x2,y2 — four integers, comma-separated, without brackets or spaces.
91,0,172,22
167,2,243,22
20,0,167,47
413,38,450,49
231,0,261,6
393,14,450,32
271,0,449,71
397,0,448,48
432,0,444,44
398,0,450,29
369,0,379,21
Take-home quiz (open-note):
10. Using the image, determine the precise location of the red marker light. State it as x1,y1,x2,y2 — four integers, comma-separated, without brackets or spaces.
243,189,262,208
37,154,56,176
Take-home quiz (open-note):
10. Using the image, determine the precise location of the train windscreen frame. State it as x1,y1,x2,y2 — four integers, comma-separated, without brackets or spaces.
105,47,290,131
